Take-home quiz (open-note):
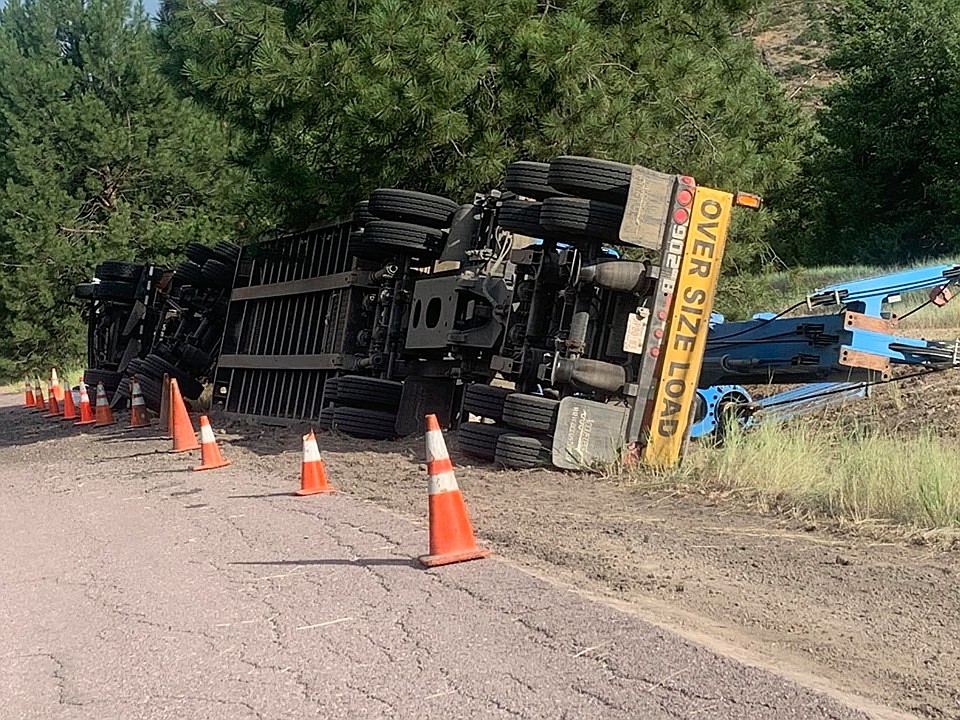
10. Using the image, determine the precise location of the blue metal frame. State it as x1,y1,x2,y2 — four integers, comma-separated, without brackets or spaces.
691,263,960,440
807,264,960,316
702,312,954,385
689,382,869,439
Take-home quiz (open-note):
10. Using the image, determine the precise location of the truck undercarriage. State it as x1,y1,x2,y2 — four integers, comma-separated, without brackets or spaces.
74,156,960,470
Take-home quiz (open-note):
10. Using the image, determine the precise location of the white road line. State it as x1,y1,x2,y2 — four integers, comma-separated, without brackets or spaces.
296,617,353,631
424,689,457,700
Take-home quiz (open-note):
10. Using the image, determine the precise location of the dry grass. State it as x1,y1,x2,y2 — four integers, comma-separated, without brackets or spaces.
633,422,960,530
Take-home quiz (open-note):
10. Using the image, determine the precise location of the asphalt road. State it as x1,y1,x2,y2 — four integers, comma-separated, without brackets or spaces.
0,396,869,719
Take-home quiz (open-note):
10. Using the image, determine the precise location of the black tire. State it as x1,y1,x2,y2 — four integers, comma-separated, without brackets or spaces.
185,242,214,265
115,375,131,400
495,433,553,469
347,230,384,261
336,376,403,410
95,261,143,282
175,260,206,287
501,393,560,433
368,189,459,228
539,197,624,243
74,283,96,300
128,372,163,411
141,353,204,399
322,377,339,406
504,161,565,201
362,220,445,263
462,384,513,422
458,421,513,461
179,344,214,375
202,258,234,289
93,280,139,302
352,201,375,229
152,343,179,365
318,406,335,431
497,200,547,238
211,241,242,265
83,368,123,395
547,156,632,203
141,385,163,412
332,406,397,439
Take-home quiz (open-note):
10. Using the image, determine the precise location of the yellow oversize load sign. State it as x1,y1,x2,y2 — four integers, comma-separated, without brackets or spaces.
643,187,733,467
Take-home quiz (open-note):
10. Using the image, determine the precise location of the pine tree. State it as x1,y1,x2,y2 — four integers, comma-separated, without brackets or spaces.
158,0,809,266
0,0,252,376
778,0,960,265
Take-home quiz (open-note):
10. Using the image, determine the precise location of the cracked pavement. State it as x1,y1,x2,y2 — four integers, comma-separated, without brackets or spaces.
0,396,871,719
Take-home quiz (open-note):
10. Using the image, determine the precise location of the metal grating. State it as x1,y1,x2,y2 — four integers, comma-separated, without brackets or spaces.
214,221,372,422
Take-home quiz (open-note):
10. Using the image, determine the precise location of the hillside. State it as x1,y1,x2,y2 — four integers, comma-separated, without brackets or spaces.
747,0,837,107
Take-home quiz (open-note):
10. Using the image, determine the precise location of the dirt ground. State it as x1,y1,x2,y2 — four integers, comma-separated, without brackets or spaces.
218,413,960,720
814,368,960,440
4,390,958,719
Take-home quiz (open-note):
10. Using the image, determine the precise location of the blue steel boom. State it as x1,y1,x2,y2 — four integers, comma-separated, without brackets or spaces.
691,264,960,438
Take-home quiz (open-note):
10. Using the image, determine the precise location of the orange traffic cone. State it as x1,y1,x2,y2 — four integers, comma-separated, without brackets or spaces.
50,368,64,403
419,414,490,568
61,384,78,421
169,378,199,453
43,381,61,418
74,381,96,426
23,375,35,408
33,381,45,412
295,430,335,495
158,374,171,439
92,381,115,427
128,376,150,428
192,415,230,471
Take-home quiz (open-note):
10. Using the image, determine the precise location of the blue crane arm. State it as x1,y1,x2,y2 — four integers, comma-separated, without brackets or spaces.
807,264,960,316
690,262,960,440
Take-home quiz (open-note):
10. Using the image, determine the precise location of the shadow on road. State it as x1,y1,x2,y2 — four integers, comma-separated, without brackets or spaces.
228,491,299,499
231,558,420,568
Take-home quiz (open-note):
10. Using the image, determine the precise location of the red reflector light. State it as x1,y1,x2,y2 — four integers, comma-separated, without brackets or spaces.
680,176,695,186
677,189,693,206
673,208,689,225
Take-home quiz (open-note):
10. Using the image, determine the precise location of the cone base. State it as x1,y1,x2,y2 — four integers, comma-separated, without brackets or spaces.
128,420,151,429
43,412,60,419
74,419,97,426
171,443,200,453
193,459,231,471
419,547,491,568
61,415,78,422
93,420,116,427
295,485,337,496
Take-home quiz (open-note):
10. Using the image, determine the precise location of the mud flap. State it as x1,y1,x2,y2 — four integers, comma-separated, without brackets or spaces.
122,300,147,337
395,377,458,437
116,337,141,374
552,397,629,471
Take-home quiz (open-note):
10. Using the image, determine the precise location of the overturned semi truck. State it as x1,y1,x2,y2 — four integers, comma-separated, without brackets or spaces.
73,242,242,408
78,155,960,470
212,156,763,469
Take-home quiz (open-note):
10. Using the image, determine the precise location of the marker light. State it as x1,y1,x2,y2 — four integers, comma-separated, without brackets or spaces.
734,192,763,210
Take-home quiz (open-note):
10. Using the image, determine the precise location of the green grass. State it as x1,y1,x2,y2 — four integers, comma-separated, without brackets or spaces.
634,422,960,531
666,257,960,533
0,359,86,393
